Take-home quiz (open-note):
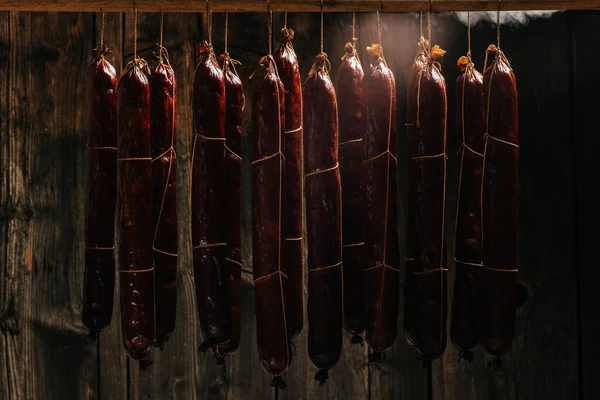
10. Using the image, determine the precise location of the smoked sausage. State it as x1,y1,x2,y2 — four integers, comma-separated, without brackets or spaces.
83,44,118,340
411,45,448,360
404,37,428,347
274,27,304,340
191,41,231,351
303,53,343,384
117,56,154,363
214,51,245,357
251,55,289,386
450,55,485,359
481,44,519,360
335,41,366,342
150,48,178,349
362,44,400,360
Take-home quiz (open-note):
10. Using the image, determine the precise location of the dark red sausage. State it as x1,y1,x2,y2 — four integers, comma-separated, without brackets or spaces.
117,58,154,362
362,44,399,360
213,52,244,357
335,41,366,342
83,45,117,339
411,45,448,360
150,50,177,349
191,41,231,350
274,27,304,340
481,45,519,359
251,55,290,384
404,37,428,347
450,56,485,358
303,53,343,384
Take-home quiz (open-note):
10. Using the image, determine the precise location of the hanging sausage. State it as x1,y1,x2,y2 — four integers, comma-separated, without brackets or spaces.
150,14,178,349
411,41,448,360
335,15,366,344
404,33,429,347
481,39,519,363
191,30,232,355
251,10,289,387
273,19,304,340
215,12,244,357
363,35,400,361
82,13,117,341
303,19,343,381
450,17,485,360
117,10,154,366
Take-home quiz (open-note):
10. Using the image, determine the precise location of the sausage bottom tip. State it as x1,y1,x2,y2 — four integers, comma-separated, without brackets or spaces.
270,376,287,389
457,350,474,363
350,334,364,345
314,369,329,385
368,351,385,363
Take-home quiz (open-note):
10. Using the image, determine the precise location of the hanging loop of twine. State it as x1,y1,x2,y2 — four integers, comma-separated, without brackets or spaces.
94,10,110,58
320,0,324,54
267,0,273,55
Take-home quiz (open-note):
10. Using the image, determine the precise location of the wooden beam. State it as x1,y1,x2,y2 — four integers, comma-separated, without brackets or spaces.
0,0,598,13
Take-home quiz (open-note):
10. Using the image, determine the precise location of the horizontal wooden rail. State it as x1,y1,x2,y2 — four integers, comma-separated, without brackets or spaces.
0,0,598,12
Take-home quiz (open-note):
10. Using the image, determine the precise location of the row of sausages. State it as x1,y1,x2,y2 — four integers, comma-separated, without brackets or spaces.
81,24,519,381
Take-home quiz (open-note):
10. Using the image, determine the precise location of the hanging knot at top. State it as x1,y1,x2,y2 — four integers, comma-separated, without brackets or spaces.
197,40,214,58
94,43,111,59
366,43,384,62
341,41,358,61
307,52,331,80
281,27,295,42
457,55,473,72
219,51,242,74
430,45,446,61
486,44,500,57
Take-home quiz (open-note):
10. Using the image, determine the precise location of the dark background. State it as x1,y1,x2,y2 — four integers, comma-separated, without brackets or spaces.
0,9,596,399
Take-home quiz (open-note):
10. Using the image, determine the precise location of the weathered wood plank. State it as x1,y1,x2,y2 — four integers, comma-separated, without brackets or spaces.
568,10,600,400
2,0,600,13
95,11,128,400
0,11,99,400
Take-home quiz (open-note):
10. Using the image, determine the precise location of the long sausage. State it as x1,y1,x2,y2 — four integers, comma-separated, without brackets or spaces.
191,41,231,351
450,55,485,359
335,41,366,343
404,37,428,347
412,45,448,360
362,44,399,361
150,48,178,349
303,53,343,384
117,57,154,363
251,55,289,387
274,27,304,340
481,44,519,361
83,44,118,340
214,51,244,357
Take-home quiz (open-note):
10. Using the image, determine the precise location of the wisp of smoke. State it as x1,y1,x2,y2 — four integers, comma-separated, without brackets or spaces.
454,11,559,26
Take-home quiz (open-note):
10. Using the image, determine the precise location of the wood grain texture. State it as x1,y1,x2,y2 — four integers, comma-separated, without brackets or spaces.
0,11,98,400
1,0,600,12
568,10,599,400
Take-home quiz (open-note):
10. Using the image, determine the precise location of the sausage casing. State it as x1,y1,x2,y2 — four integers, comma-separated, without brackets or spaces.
481,45,519,358
117,59,154,361
274,28,304,339
150,54,178,348
450,56,485,354
251,55,290,379
191,42,231,348
412,46,448,360
83,47,118,337
335,42,366,339
362,44,399,356
215,53,245,357
303,53,343,382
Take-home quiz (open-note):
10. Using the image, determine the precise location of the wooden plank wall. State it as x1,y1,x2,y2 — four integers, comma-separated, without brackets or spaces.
0,9,593,400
